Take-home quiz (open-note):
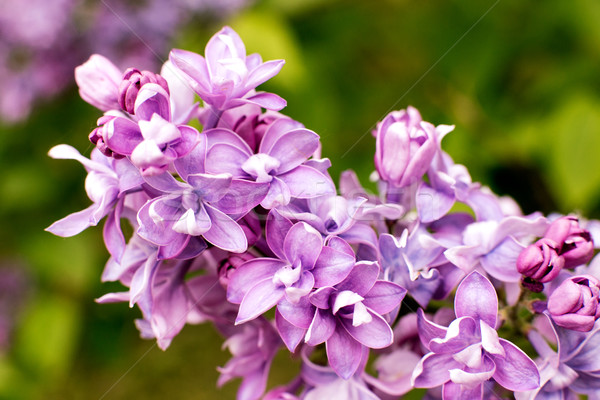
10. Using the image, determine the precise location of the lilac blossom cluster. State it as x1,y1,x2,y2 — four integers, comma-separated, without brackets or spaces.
0,0,249,123
47,26,600,399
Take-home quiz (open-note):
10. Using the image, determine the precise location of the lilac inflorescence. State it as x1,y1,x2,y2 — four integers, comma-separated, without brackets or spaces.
47,26,600,400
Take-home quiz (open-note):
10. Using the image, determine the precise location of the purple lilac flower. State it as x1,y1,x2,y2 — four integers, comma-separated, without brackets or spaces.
218,317,282,400
547,275,600,332
300,345,380,399
203,118,335,208
444,214,548,283
374,106,451,189
136,171,267,257
545,216,595,269
412,271,540,398
75,54,123,112
517,316,600,399
45,145,143,261
170,26,286,115
227,214,356,326
302,261,406,379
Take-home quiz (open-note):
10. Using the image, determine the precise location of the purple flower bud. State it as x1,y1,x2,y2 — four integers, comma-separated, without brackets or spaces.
547,275,600,332
118,68,170,114
517,238,564,283
374,107,437,188
545,216,594,268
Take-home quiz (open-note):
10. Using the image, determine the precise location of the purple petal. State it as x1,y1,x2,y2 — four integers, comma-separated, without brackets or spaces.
157,234,190,260
341,310,394,349
241,92,287,111
143,171,188,193
246,59,285,90
134,83,171,121
227,258,287,303
169,49,211,93
362,281,406,315
306,308,336,346
276,310,306,352
203,204,248,253
46,204,100,237
236,278,284,325
277,297,314,329
260,176,291,209
455,271,498,328
491,338,540,391
412,352,459,388
266,209,293,260
186,173,232,203
417,182,456,223
205,143,249,177
173,134,207,180
278,166,335,199
105,117,142,155
259,118,304,156
336,261,379,297
312,246,356,288
211,179,269,215
429,317,478,354
309,287,336,309
442,381,483,400
205,128,253,155
267,129,320,174
480,236,524,283
103,202,125,262
136,197,183,246
325,327,363,379
283,222,323,268
416,308,448,349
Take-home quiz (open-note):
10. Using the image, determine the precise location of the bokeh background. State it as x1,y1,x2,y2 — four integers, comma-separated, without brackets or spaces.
2,0,600,398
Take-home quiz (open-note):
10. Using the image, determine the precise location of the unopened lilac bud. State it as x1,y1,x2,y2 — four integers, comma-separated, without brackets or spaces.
75,54,122,111
517,238,564,283
548,275,600,332
545,216,594,268
374,107,437,188
218,252,255,287
118,68,170,114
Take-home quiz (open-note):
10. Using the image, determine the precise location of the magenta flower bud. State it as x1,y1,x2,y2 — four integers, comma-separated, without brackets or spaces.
517,238,564,283
374,107,437,188
118,68,170,114
545,216,594,268
548,275,600,332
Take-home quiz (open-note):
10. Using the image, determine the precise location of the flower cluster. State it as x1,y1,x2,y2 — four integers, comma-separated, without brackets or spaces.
47,26,600,399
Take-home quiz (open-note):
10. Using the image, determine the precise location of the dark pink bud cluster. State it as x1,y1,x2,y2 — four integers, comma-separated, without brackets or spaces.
118,68,170,114
517,216,594,286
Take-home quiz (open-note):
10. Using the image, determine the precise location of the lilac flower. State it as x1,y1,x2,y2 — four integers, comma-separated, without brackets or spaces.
444,214,547,283
170,26,286,113
547,275,600,332
300,345,380,399
412,272,540,398
379,227,463,308
304,261,406,379
517,316,600,399
136,171,267,257
45,145,143,260
218,317,282,400
118,68,170,114
227,215,355,325
374,106,451,188
97,83,200,175
203,118,335,208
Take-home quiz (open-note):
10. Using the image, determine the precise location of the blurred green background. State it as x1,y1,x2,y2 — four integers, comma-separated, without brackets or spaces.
2,0,600,398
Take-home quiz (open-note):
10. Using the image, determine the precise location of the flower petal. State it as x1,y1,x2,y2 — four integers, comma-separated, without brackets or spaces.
412,352,459,388
326,327,363,379
362,281,406,315
312,246,356,288
227,258,287,304
341,310,394,349
490,338,541,391
306,308,337,346
455,271,498,329
236,278,284,325
266,209,293,260
283,222,323,269
203,204,247,253
276,309,307,352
